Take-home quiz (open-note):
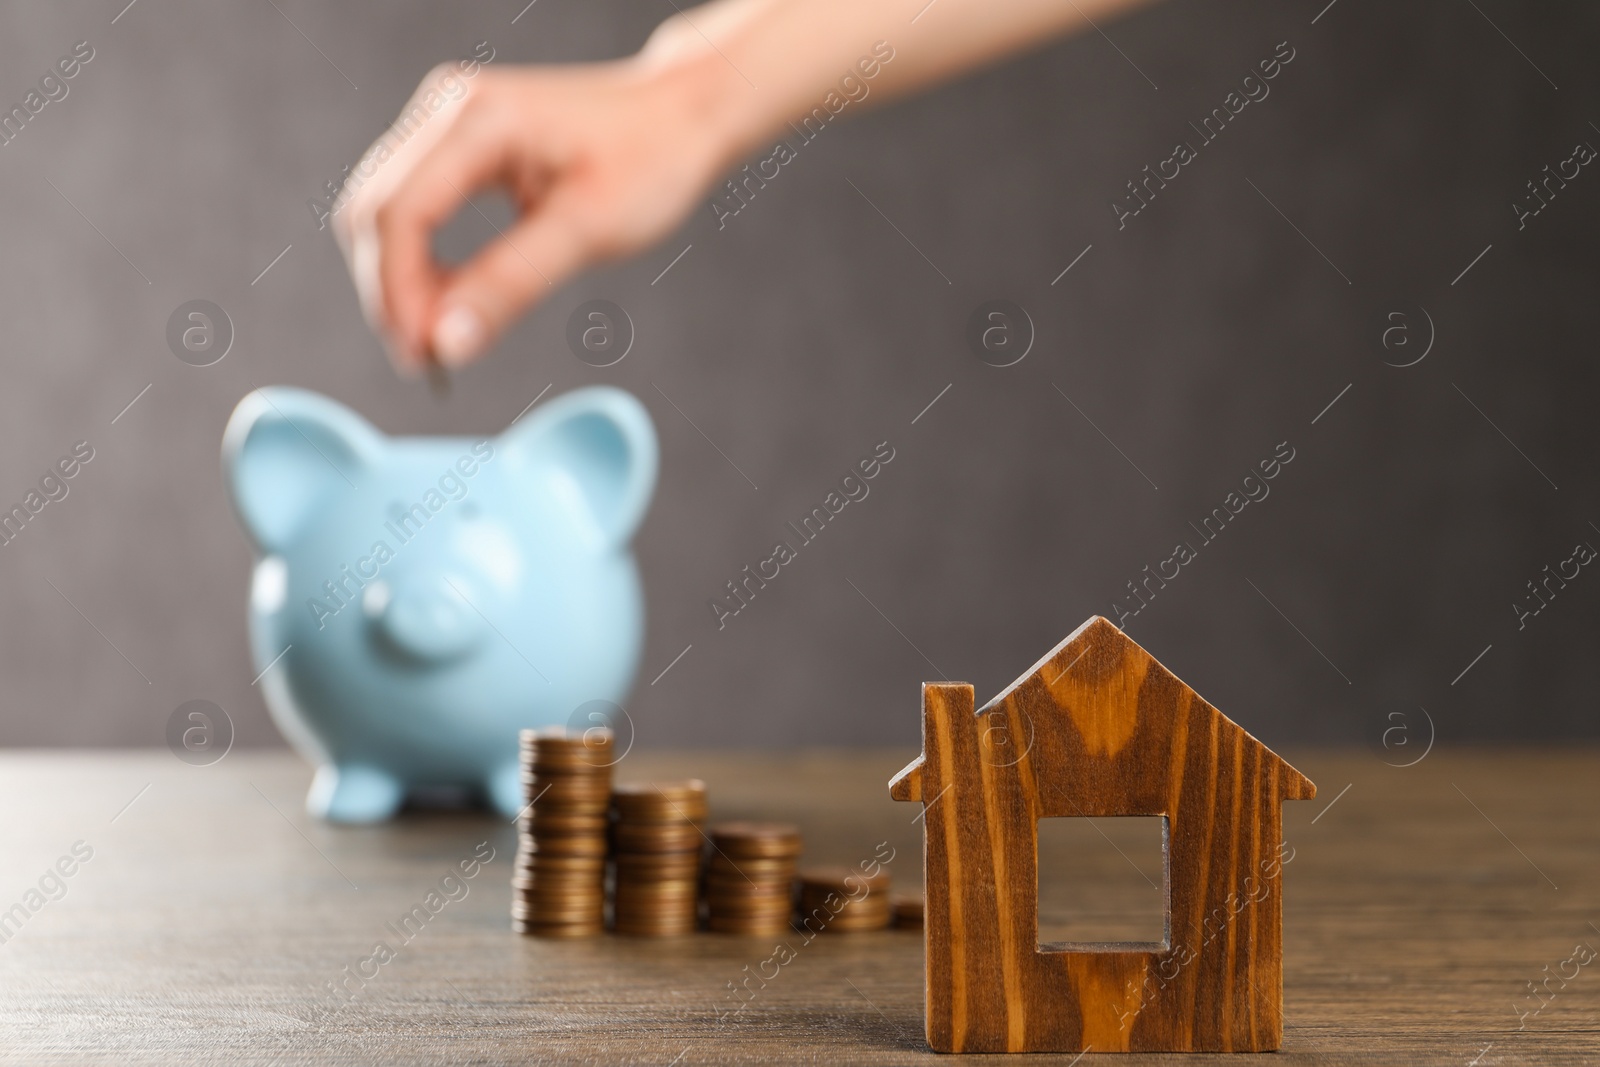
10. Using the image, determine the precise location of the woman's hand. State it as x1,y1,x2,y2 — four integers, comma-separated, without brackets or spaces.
333,0,1137,375
334,49,743,373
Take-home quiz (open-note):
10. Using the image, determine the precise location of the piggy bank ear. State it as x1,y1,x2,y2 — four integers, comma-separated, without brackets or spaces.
221,387,381,554
500,386,658,551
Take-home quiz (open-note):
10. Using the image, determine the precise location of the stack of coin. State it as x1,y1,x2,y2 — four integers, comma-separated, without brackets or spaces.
512,727,613,937
609,779,708,937
705,822,802,935
892,891,924,929
798,867,892,932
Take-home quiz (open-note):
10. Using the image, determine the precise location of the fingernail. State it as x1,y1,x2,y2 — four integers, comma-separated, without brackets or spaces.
432,305,485,366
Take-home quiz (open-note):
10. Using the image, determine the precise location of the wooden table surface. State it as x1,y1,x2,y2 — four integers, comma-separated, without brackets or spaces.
0,748,1596,1065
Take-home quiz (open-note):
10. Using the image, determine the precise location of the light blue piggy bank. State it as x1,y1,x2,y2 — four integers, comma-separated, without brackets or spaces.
221,385,657,823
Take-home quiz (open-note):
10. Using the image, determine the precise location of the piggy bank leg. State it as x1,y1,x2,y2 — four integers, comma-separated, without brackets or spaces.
307,763,405,823
485,761,525,821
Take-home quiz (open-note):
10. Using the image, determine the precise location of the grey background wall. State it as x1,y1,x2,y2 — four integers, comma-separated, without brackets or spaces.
0,1,1594,753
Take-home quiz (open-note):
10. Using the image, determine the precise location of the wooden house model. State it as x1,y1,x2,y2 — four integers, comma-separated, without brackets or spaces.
889,616,1315,1053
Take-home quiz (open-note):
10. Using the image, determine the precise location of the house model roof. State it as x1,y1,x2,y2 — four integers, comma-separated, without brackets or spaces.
890,614,1315,807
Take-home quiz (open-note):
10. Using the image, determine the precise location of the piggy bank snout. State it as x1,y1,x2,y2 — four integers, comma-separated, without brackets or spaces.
366,575,488,663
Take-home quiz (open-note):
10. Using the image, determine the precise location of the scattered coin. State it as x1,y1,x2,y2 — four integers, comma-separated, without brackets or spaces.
892,891,925,929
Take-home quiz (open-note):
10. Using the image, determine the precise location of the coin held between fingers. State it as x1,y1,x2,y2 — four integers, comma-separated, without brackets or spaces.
433,304,486,366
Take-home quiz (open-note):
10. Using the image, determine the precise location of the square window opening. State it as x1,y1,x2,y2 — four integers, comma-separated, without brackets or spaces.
1035,815,1168,952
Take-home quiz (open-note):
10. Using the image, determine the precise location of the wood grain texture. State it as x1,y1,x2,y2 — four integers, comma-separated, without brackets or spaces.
891,616,1316,1053
1,746,1598,1065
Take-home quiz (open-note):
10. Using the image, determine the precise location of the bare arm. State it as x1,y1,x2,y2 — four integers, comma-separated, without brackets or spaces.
334,0,1151,373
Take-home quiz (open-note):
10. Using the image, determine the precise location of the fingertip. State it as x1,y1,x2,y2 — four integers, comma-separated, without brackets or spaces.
432,303,489,367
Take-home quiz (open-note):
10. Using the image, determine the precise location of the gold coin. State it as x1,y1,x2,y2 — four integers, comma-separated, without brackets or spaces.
797,902,890,932
798,891,893,914
611,778,705,798
512,920,606,938
521,777,614,797
614,877,699,891
523,811,609,833
515,853,606,871
513,880,606,896
613,804,709,824
613,873,701,889
511,888,604,905
706,903,795,922
523,765,613,782
521,726,614,756
614,853,702,876
512,901,604,922
614,889,700,908
892,893,924,927
708,821,802,859
705,871,793,893
612,908,698,921
798,892,892,912
513,869,603,884
798,866,892,896
706,915,795,935
521,800,611,819
522,761,614,778
706,851,796,871
524,835,608,857
705,861,795,885
612,888,698,906
799,890,892,910
611,780,709,820
613,822,704,853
